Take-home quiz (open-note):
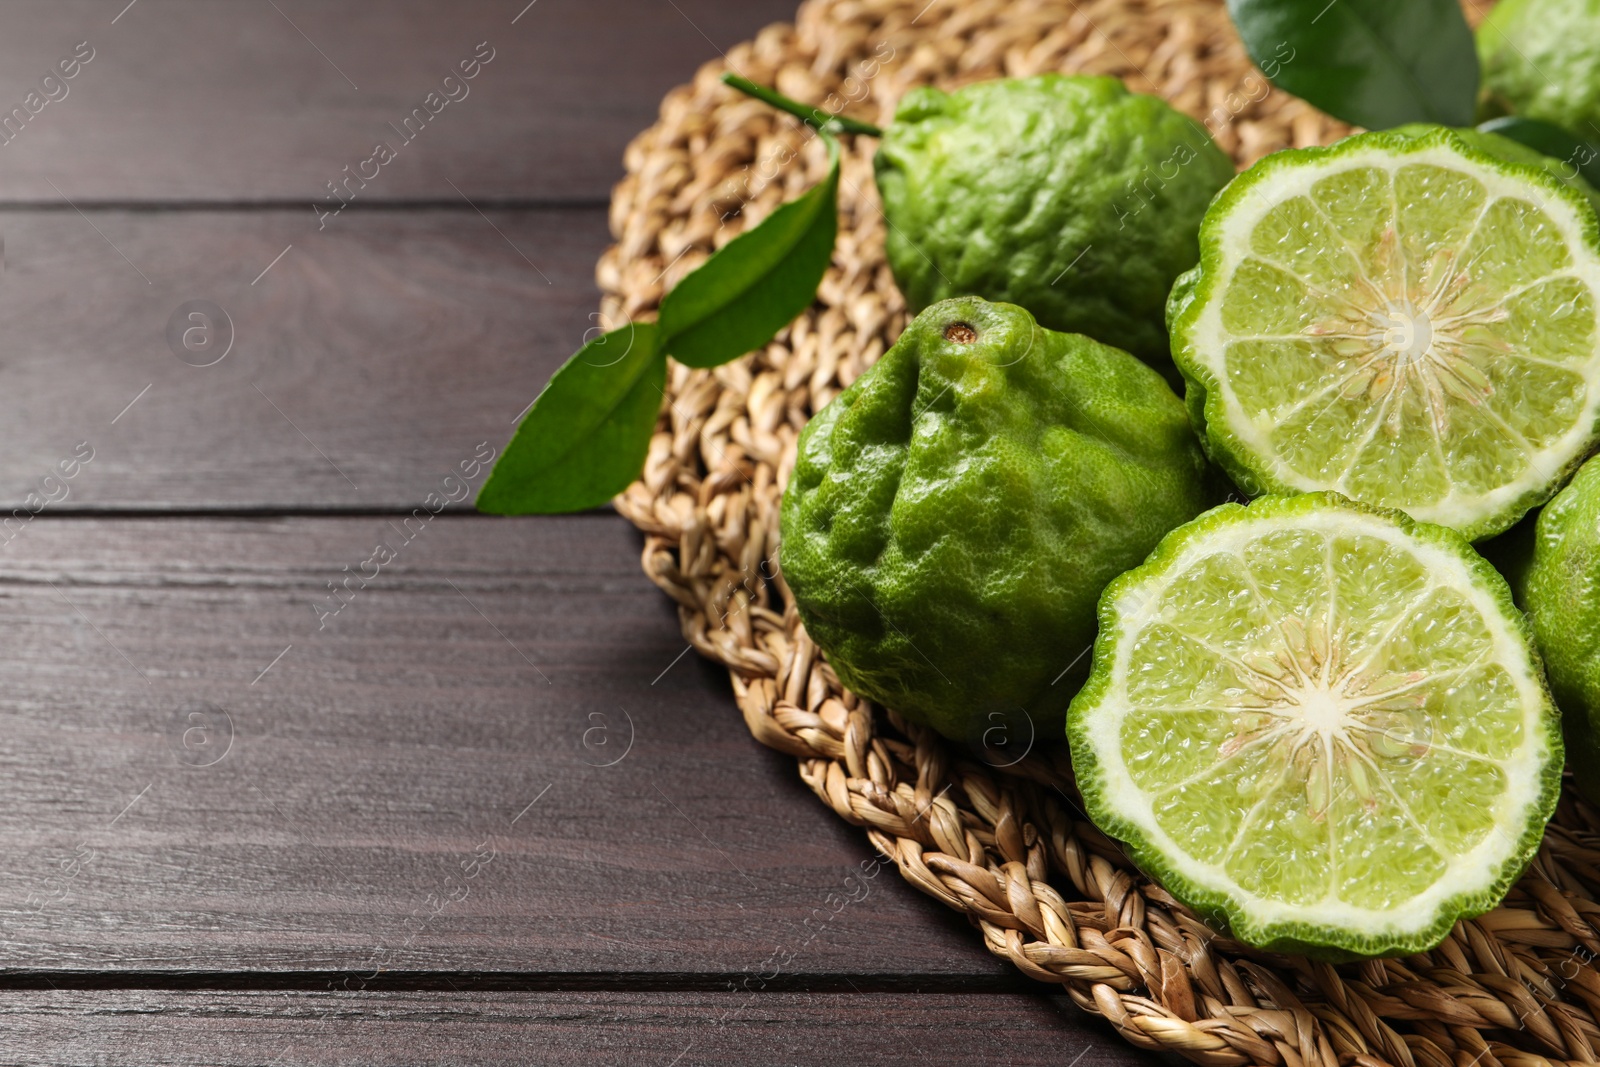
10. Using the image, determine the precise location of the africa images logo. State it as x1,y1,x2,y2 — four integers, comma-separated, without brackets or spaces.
0,40,95,146
315,41,496,229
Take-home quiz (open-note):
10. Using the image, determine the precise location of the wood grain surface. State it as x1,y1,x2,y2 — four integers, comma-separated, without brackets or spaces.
0,209,603,510
0,0,797,204
0,0,1161,1061
0,990,1117,1065
0,516,1011,981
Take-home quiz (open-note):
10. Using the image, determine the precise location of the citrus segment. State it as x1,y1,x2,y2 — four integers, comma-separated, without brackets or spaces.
1250,197,1363,289
1224,340,1345,422
1427,664,1526,761
1310,167,1392,257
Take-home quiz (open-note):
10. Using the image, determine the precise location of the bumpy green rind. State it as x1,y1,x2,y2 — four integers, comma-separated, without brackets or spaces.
780,295,1212,743
1165,264,1209,446
1169,124,1600,542
1523,455,1600,805
1068,492,1564,959
874,74,1235,377
1392,123,1600,215
1478,0,1600,140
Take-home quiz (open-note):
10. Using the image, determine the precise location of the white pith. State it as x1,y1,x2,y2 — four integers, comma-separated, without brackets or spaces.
1187,143,1600,532
1087,509,1552,937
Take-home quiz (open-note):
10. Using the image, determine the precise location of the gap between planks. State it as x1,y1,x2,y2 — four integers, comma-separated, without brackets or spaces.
0,199,612,213
0,971,1039,994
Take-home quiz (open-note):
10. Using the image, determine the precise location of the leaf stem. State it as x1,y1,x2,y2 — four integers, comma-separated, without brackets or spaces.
721,73,884,138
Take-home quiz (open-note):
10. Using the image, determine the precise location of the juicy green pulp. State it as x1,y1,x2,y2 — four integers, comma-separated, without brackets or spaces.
1479,0,1600,141
874,74,1235,375
1524,454,1600,804
1172,126,1600,541
780,296,1211,742
1070,494,1562,958
1436,125,1600,217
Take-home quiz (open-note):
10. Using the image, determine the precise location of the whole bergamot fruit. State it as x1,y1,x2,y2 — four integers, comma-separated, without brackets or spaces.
872,74,1235,376
1519,453,1600,804
779,295,1212,742
1479,0,1600,142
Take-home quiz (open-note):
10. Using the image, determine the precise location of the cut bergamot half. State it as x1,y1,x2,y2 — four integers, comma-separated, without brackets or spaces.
1169,125,1600,541
1068,493,1561,958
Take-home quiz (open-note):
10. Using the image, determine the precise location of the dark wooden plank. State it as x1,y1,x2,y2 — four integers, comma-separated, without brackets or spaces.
0,0,796,203
0,515,1011,980
0,208,604,510
0,989,1149,1066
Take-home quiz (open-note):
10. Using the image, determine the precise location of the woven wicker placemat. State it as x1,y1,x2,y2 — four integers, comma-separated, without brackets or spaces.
602,2,1600,1064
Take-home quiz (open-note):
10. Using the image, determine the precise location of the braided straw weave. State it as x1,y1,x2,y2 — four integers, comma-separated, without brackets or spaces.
602,1,1600,1063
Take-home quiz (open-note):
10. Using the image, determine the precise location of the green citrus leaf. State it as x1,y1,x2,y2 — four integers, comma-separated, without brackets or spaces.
1479,115,1600,191
657,135,839,368
477,322,665,515
1227,0,1478,129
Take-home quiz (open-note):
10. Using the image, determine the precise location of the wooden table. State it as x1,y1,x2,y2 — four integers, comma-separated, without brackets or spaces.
0,3,1159,1062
